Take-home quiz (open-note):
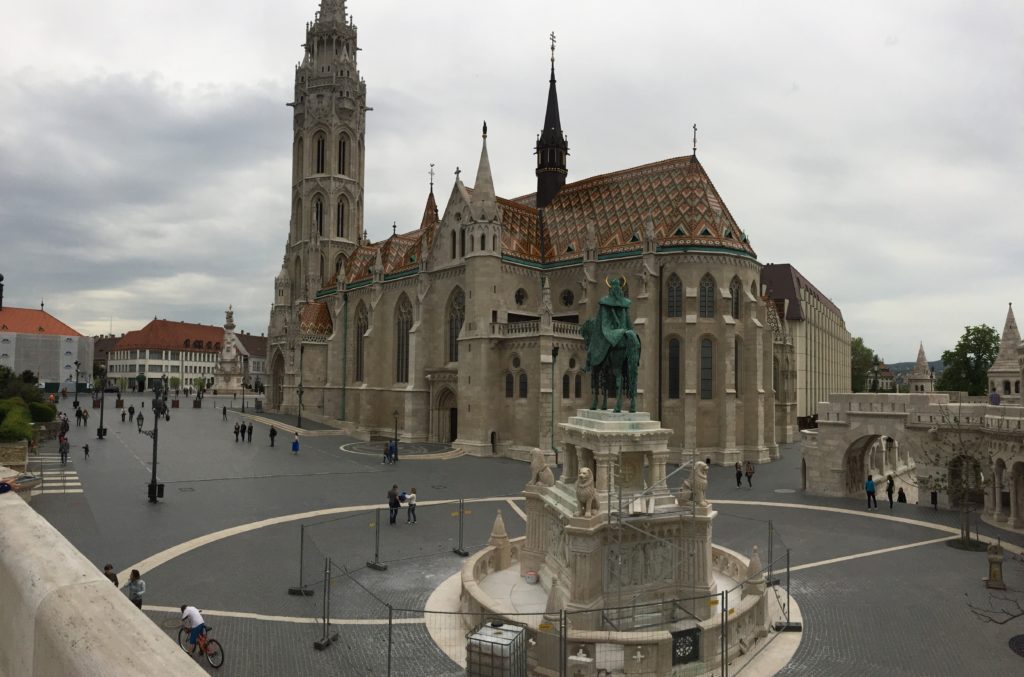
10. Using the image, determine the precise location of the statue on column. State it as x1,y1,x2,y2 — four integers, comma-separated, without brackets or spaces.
580,277,641,413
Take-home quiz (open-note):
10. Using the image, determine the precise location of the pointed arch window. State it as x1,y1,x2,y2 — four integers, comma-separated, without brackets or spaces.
450,231,456,259
314,132,326,173
480,234,486,251
699,274,716,318
700,338,714,399
447,289,465,362
505,372,514,398
335,254,345,280
314,198,324,236
668,338,681,399
337,198,346,238
730,277,742,319
574,373,582,399
519,372,528,398
667,274,683,317
562,373,570,398
338,137,348,175
355,303,368,382
395,296,412,383
460,228,466,257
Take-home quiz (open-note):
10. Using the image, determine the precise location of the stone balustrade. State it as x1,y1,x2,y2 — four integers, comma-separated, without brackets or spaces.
0,469,204,677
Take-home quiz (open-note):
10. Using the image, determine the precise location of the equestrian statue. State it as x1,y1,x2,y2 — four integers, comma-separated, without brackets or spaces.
581,277,641,413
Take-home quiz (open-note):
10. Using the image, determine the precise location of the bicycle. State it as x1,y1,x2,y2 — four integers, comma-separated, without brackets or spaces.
178,620,225,668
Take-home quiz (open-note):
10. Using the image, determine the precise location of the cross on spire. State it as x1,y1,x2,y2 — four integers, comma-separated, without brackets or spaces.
392,221,397,236
692,123,698,155
454,166,461,181
428,163,435,192
550,31,556,65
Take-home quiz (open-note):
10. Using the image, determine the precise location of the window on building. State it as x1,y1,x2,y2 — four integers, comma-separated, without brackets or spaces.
338,137,347,175
460,228,466,257
700,338,713,399
395,296,412,383
480,234,486,251
505,372,514,398
667,274,682,317
574,373,582,399
447,289,465,362
355,303,368,382
450,231,456,259
314,132,326,173
730,277,742,319
668,338,681,399
337,199,346,238
519,372,528,398
699,274,716,318
562,373,570,398
335,254,345,280
314,198,324,236
734,339,741,393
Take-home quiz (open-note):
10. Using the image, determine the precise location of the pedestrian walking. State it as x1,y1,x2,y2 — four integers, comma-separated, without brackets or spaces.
292,433,300,454
121,407,126,422
382,440,391,464
391,440,399,464
136,412,144,432
125,569,146,609
128,405,135,422
406,487,417,524
269,426,277,447
103,564,119,586
744,461,755,488
246,422,253,443
897,487,907,504
82,409,89,425
233,422,240,442
75,408,82,427
865,474,878,510
734,462,743,488
82,444,90,460
222,406,228,421
59,436,69,466
388,484,401,525
885,474,895,510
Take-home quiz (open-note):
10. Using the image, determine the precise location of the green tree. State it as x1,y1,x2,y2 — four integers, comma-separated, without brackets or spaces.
935,324,999,396
850,337,878,393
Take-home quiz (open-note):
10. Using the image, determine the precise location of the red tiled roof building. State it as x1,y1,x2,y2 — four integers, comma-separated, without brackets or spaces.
267,2,849,459
0,305,93,389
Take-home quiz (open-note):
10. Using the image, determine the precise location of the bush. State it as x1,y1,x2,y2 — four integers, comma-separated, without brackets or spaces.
0,405,33,442
28,401,56,423
0,397,28,426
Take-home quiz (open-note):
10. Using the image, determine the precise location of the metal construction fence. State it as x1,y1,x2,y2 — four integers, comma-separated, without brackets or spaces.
283,501,795,677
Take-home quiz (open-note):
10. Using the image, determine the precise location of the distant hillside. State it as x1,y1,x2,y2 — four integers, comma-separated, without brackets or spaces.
887,360,945,376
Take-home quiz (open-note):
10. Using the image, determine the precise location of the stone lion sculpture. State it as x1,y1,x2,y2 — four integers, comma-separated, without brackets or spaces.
575,467,599,517
678,461,709,507
529,448,555,487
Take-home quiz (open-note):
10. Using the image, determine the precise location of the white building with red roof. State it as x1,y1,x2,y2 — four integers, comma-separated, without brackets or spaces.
0,304,93,390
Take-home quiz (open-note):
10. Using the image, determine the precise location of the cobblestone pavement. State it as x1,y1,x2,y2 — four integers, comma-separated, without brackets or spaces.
27,397,1024,675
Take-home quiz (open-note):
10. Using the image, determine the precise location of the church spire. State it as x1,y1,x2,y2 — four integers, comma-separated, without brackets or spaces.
535,32,568,209
471,121,498,221
990,302,1021,372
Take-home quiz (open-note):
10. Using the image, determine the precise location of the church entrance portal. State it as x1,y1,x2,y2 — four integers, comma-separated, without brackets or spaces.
434,388,457,443
270,353,284,409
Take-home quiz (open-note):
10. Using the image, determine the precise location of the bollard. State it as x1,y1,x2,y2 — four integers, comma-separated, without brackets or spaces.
288,524,314,596
367,508,388,571
452,498,469,557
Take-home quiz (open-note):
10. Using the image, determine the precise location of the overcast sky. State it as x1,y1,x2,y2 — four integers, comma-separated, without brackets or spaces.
1,0,1021,362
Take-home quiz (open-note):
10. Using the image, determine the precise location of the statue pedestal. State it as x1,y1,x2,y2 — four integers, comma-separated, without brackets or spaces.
522,410,718,627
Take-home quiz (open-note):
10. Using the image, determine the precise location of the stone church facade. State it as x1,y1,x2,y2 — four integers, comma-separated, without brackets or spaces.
267,0,827,463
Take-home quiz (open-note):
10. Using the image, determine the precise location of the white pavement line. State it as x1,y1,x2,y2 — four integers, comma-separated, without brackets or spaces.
120,495,522,582
789,536,955,573
144,605,425,626
714,499,1024,557
506,498,527,521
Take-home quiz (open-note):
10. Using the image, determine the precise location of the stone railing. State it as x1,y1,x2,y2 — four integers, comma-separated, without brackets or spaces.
488,320,583,339
0,471,204,677
552,321,581,337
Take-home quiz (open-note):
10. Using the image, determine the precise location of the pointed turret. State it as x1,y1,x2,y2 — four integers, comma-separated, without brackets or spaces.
470,122,499,222
988,303,1021,401
419,190,439,230
317,0,347,25
535,35,568,209
909,342,934,393
488,509,512,569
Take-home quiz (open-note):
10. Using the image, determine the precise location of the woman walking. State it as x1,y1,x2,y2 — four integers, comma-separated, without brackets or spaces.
125,569,146,609
735,462,743,488
292,433,300,455
406,487,417,524
885,474,895,510
744,461,755,488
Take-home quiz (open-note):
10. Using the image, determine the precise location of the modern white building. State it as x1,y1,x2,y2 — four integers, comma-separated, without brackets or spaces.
0,305,93,391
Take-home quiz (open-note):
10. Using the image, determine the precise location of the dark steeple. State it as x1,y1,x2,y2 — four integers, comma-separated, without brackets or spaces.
535,32,568,209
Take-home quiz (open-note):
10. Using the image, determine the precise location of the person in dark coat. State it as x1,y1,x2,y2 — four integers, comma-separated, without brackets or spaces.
734,462,743,488
885,475,896,510
269,426,277,447
128,405,135,422
233,422,240,442
247,422,253,443
387,485,401,525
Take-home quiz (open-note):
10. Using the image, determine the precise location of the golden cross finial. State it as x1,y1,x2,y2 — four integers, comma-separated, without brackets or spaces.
550,32,556,64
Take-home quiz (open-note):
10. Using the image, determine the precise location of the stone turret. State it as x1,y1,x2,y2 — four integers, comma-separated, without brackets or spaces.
908,342,933,393
488,510,512,570
988,303,1021,401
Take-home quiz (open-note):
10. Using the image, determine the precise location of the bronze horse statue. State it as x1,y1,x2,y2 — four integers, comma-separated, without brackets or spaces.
581,278,641,413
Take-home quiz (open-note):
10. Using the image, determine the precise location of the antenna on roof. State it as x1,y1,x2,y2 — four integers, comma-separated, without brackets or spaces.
692,123,698,156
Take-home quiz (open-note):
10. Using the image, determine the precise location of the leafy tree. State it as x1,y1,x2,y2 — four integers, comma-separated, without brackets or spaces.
0,367,43,404
935,324,999,396
20,370,38,385
169,376,181,391
850,337,879,393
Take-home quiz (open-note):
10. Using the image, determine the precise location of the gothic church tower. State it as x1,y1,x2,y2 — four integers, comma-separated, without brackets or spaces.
284,0,366,303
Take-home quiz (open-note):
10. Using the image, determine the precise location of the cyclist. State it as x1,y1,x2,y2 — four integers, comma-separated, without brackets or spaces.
180,604,206,655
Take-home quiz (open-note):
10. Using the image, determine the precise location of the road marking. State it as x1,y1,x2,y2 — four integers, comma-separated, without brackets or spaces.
789,536,956,572
144,604,425,626
506,498,527,521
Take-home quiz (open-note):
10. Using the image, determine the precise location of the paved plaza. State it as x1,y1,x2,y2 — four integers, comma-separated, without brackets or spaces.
26,394,1024,675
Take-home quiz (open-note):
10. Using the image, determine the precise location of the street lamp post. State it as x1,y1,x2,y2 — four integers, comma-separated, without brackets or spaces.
241,356,248,413
73,360,81,409
97,358,107,439
143,377,170,503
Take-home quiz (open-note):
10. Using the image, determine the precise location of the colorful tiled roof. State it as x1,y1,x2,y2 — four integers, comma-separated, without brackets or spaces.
115,319,223,352
299,302,333,336
0,307,83,336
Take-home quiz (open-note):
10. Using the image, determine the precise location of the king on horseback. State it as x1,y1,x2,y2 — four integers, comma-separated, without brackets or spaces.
581,277,641,413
